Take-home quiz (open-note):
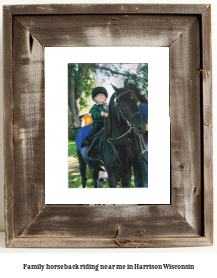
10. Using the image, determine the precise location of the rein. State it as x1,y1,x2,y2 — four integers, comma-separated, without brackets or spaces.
138,134,148,154
108,90,134,140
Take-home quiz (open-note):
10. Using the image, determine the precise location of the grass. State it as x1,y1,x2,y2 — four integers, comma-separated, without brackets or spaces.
68,139,135,188
68,139,77,156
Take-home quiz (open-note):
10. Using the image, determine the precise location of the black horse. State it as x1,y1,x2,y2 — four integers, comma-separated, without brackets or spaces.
76,84,146,188
99,84,146,187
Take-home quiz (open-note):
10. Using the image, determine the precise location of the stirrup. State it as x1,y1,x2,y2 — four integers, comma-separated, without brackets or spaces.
81,136,93,148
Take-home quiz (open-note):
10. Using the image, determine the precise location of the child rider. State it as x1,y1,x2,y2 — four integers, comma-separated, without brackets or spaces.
81,86,109,147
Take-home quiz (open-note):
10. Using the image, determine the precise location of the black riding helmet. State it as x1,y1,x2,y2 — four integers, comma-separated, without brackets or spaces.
92,87,108,100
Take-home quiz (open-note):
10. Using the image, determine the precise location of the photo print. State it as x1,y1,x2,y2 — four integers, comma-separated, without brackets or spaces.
45,47,169,204
68,63,148,189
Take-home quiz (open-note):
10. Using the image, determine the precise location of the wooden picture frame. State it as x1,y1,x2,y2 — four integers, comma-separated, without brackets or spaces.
3,4,213,248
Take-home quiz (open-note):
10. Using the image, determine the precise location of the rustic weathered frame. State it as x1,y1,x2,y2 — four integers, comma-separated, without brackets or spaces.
3,4,212,248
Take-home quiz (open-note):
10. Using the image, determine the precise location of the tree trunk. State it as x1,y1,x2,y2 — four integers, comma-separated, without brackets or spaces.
68,64,79,140
76,64,91,98
68,64,90,129
68,104,73,140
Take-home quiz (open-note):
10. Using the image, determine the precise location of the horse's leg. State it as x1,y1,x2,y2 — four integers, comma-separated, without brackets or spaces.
121,170,131,188
92,169,99,188
77,149,87,188
87,166,98,188
108,173,117,188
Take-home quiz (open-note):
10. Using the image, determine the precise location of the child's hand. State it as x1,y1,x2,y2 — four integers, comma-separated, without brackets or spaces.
101,111,105,116
104,113,108,118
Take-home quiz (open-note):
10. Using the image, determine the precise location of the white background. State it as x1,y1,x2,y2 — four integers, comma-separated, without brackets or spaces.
45,47,170,204
0,0,216,276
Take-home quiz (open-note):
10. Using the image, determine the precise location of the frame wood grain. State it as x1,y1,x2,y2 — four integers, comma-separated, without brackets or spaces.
3,4,213,248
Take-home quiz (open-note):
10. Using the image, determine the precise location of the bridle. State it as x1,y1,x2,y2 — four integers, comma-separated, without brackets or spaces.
114,90,141,125
108,90,135,140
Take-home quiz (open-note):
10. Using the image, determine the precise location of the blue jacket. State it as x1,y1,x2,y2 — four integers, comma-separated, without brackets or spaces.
138,103,148,146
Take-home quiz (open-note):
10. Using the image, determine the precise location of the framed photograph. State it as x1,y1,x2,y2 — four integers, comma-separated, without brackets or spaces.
45,47,170,204
4,4,212,248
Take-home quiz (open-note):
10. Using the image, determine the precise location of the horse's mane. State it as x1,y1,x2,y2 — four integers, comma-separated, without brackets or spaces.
104,87,130,138
104,92,115,138
109,92,116,118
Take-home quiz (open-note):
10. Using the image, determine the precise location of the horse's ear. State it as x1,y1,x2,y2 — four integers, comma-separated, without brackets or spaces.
111,84,118,92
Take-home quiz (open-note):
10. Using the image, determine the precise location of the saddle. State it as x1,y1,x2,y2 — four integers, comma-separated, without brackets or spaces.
83,127,105,160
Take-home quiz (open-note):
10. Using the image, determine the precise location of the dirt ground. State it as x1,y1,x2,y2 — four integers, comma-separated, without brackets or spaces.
68,156,79,172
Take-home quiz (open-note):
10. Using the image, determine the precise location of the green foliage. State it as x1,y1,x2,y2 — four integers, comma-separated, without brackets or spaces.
82,67,98,98
122,63,148,98
92,63,148,96
69,64,100,111
68,63,148,112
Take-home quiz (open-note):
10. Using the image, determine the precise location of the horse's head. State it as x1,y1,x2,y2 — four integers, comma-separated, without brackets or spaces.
111,84,146,135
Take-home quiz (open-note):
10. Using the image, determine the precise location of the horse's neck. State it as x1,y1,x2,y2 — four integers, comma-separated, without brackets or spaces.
110,111,128,140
